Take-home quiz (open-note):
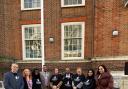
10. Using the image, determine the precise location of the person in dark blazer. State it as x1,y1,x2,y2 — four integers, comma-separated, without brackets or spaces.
3,63,24,89
83,69,96,89
96,65,113,89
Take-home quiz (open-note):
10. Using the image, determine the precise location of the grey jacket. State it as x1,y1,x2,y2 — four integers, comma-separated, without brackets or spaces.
40,71,51,88
3,72,24,89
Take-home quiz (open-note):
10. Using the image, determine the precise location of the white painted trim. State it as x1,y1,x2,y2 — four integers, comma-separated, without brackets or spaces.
61,0,85,7
17,60,86,63
22,25,25,61
22,24,42,60
61,22,85,60
92,56,128,61
41,0,45,66
21,0,41,10
124,1,128,7
21,8,41,11
111,71,124,76
23,58,42,60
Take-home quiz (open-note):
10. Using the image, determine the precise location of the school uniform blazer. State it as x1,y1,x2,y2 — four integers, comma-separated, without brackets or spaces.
3,72,24,89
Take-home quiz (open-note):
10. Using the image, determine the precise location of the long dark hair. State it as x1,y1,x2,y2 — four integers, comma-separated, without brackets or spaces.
96,65,109,75
87,69,95,78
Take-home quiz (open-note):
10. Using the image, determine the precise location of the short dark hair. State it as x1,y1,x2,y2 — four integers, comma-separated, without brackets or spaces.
43,65,46,67
87,69,95,77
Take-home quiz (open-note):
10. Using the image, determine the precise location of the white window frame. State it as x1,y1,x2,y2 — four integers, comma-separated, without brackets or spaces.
21,0,41,10
124,0,128,7
61,0,85,7
61,22,85,60
22,24,42,60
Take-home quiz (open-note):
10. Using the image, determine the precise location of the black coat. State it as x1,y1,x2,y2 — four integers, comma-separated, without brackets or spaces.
32,75,42,89
23,77,29,89
72,74,85,89
50,74,62,86
61,73,73,89
83,76,96,89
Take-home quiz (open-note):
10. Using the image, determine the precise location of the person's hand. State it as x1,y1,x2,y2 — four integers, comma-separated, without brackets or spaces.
73,87,77,89
52,85,57,89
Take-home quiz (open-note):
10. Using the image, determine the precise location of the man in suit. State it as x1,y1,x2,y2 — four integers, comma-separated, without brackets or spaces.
3,63,24,89
40,65,51,89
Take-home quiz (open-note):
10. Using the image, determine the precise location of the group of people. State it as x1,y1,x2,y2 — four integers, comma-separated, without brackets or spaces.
3,63,114,89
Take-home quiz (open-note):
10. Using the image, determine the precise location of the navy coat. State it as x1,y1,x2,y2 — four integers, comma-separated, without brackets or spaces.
3,72,24,89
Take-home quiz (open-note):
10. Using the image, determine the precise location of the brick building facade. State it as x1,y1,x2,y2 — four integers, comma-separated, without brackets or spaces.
0,0,128,76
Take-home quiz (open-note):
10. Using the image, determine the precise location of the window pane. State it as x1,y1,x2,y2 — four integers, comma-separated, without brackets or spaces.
24,0,31,3
68,0,73,5
63,0,83,6
77,39,81,50
24,0,40,8
24,3,29,8
72,26,78,37
32,0,40,8
68,25,73,38
73,0,77,4
25,28,29,39
25,40,41,58
37,2,40,7
32,3,37,8
78,25,82,37
37,0,41,7
64,0,69,5
78,0,82,4
28,3,32,8
24,0,32,8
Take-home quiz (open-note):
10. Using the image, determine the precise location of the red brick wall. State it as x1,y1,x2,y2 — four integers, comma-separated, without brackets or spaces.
0,0,22,59
94,0,128,57
0,0,99,61
44,0,94,60
1,0,128,80
0,0,5,56
0,0,128,67
20,10,41,25
0,0,41,60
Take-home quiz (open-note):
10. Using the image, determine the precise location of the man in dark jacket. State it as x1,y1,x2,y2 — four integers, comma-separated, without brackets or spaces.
61,67,73,89
3,63,24,89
